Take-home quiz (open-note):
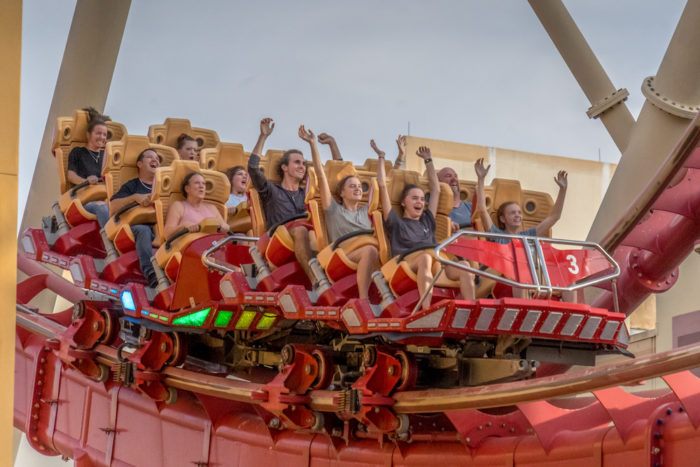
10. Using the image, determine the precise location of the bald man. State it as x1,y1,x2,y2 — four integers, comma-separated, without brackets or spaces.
438,167,472,228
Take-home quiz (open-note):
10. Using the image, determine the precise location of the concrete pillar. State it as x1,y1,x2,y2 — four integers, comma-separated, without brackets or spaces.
528,0,636,153
1,2,21,465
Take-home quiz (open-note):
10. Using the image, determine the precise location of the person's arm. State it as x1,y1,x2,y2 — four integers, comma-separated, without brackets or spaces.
163,201,189,238
535,170,568,236
474,158,494,231
300,126,332,211
318,133,342,161
371,140,393,221
109,192,151,214
67,170,99,186
394,135,406,170
416,146,439,217
248,118,275,192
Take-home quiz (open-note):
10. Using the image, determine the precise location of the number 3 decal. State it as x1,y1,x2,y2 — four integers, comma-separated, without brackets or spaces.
566,254,579,275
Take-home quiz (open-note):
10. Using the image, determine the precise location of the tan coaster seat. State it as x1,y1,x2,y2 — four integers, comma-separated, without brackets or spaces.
152,160,230,281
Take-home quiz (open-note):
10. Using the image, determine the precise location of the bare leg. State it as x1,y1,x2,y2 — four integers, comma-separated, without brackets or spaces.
410,253,433,311
445,262,475,300
289,226,315,284
349,245,380,299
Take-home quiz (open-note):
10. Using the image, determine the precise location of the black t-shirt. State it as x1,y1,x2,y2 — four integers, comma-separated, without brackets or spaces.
67,147,104,180
248,153,306,229
111,177,153,201
385,209,436,256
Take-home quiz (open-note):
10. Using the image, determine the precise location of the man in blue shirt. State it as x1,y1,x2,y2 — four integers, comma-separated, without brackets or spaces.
438,167,473,230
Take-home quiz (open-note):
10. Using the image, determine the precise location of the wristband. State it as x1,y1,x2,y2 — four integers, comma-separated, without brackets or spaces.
424,158,433,165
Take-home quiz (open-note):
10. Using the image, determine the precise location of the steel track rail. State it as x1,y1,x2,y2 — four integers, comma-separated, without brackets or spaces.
16,306,700,415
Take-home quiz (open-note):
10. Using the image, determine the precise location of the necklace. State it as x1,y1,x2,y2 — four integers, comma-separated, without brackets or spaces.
87,149,101,164
138,178,152,192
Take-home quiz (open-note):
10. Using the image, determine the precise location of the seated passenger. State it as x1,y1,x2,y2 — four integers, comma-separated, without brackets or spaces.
375,142,475,311
66,108,110,227
163,172,230,237
475,158,572,301
247,118,315,283
177,133,199,161
110,148,162,287
438,167,472,230
299,125,380,300
225,165,249,217
474,158,568,242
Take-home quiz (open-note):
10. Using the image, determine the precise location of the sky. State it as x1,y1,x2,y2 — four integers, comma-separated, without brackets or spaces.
18,0,687,219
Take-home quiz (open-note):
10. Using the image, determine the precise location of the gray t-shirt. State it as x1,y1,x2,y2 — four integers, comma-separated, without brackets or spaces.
489,225,537,244
450,200,472,227
248,153,306,229
325,199,371,242
385,209,436,257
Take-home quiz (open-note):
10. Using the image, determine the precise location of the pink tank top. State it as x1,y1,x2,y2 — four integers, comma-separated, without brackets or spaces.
180,201,218,226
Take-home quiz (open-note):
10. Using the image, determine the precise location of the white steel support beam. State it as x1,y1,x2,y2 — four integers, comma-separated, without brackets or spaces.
588,1,700,246
528,0,636,153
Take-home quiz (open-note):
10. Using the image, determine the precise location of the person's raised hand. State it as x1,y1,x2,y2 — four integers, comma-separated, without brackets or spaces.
317,133,336,146
555,170,568,189
396,134,406,154
260,118,275,137
298,125,315,143
474,158,491,179
87,175,99,185
416,146,431,160
370,139,385,158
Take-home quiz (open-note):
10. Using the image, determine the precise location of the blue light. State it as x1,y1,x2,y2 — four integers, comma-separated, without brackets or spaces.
121,290,136,311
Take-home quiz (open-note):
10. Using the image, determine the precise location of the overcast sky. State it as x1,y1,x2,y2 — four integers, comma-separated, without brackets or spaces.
18,0,687,219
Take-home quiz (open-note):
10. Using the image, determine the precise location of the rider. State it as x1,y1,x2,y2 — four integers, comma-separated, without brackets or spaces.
163,171,230,237
299,125,380,300
66,107,110,227
247,118,315,283
376,142,475,312
474,158,568,242
109,148,162,288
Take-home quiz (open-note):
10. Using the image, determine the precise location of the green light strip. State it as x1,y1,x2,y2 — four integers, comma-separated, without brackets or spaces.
172,308,211,327
214,310,234,327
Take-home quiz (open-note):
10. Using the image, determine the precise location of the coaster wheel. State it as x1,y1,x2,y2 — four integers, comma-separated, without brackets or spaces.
310,348,334,390
97,308,119,346
166,332,188,366
394,350,418,392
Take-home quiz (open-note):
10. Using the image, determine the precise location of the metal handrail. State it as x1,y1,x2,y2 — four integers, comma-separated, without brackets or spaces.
201,234,259,274
413,230,621,314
